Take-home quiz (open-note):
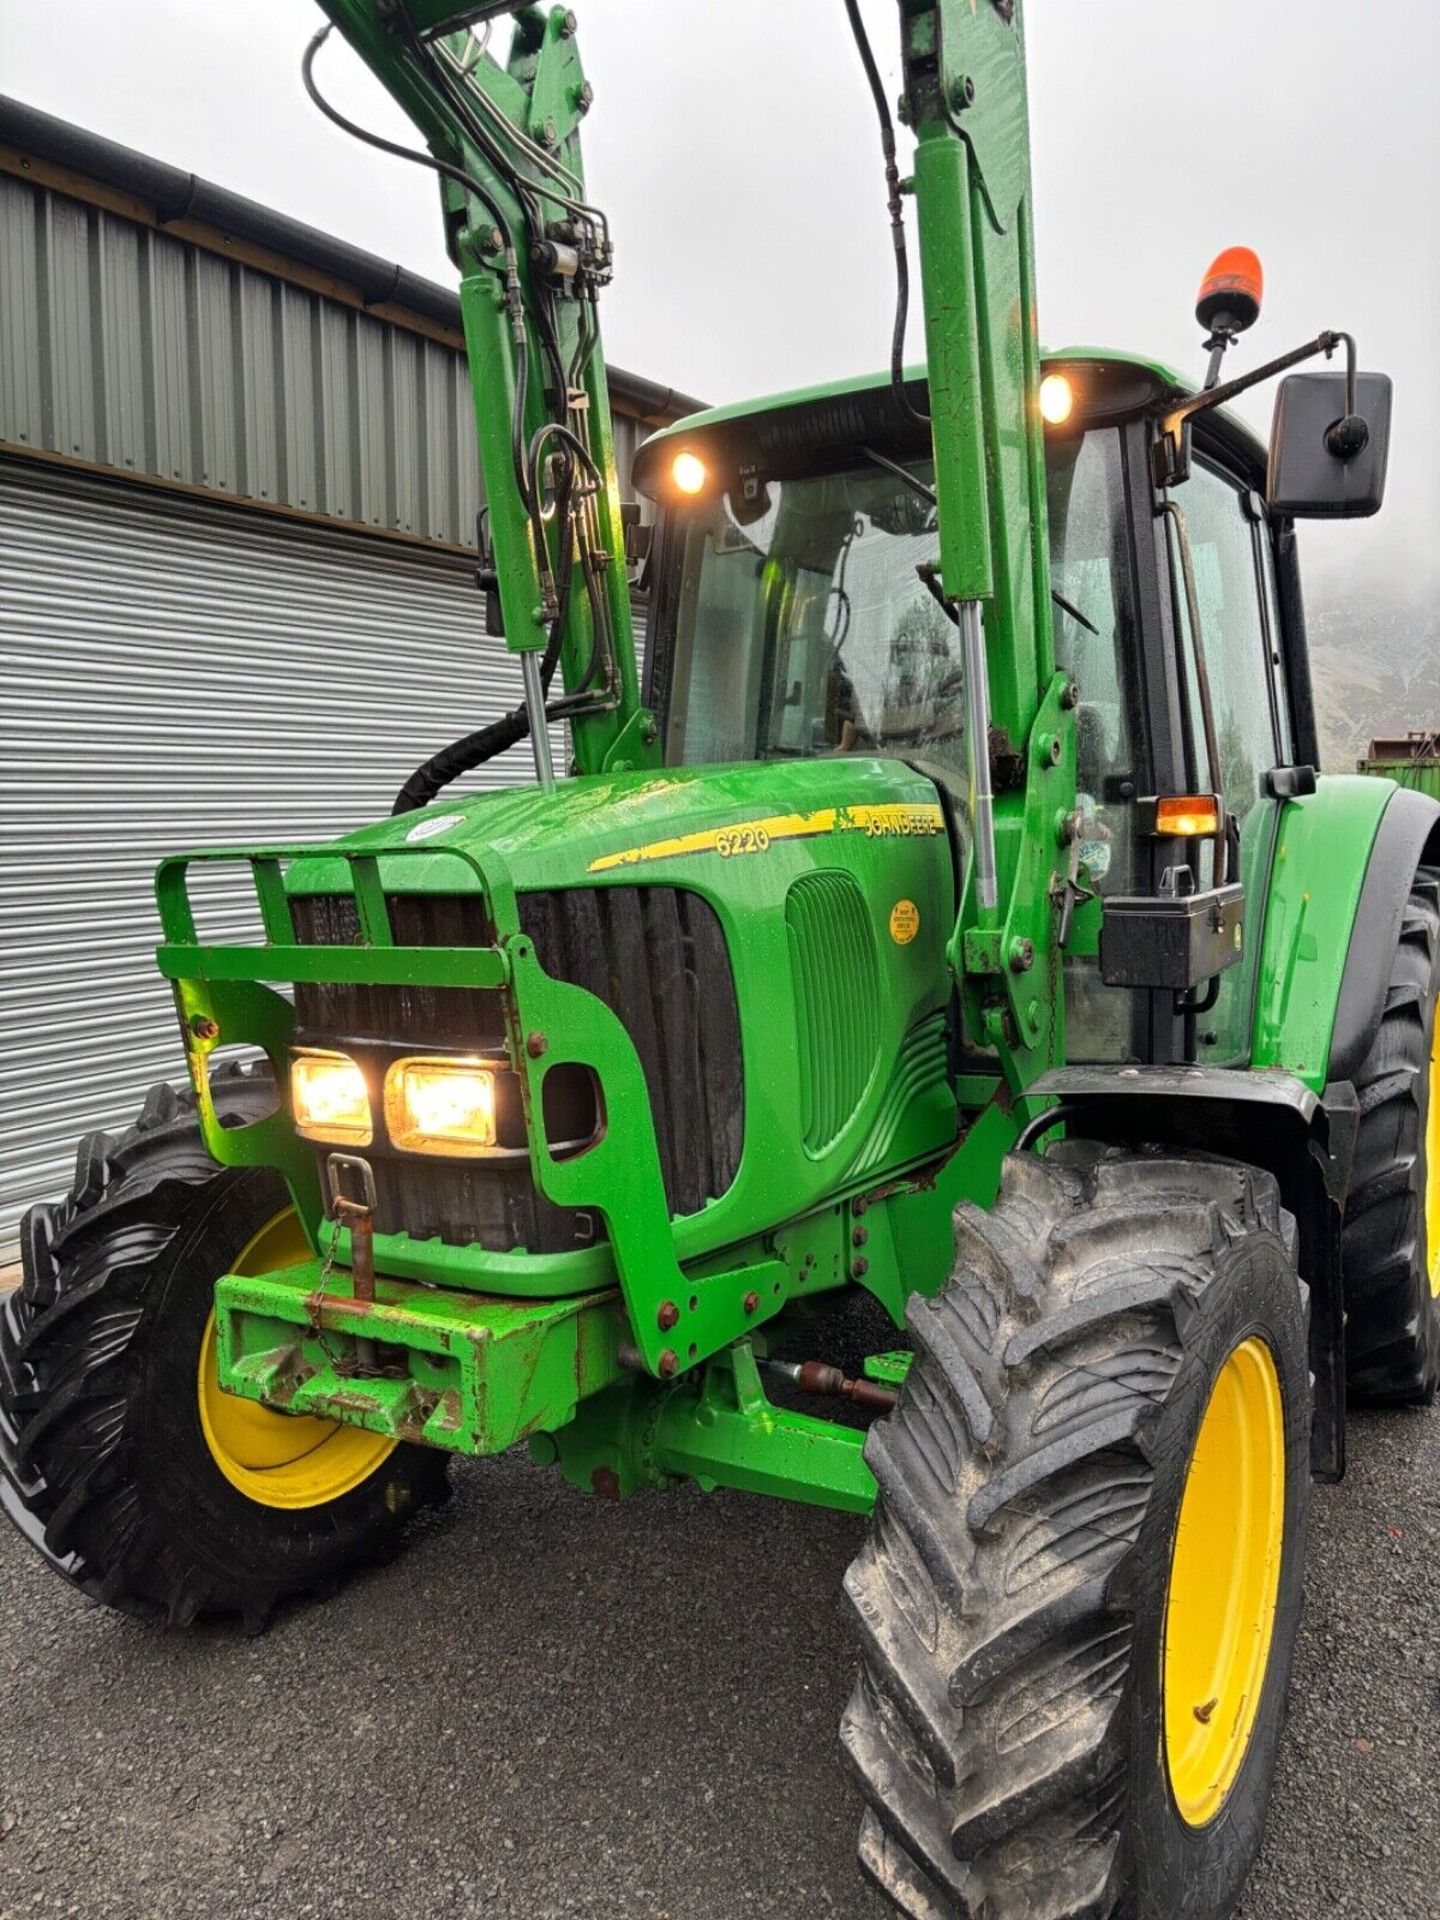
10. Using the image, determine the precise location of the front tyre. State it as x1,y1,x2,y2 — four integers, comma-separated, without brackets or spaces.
842,1150,1310,1920
0,1070,448,1628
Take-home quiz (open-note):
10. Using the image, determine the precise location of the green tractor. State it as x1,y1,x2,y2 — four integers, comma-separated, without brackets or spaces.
3,4,1436,1916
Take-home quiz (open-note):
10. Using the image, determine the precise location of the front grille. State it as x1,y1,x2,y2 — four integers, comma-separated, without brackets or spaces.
290,885,743,1252
291,892,505,1050
517,887,744,1216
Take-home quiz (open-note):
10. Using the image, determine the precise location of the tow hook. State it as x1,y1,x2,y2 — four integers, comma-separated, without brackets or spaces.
323,1152,381,1378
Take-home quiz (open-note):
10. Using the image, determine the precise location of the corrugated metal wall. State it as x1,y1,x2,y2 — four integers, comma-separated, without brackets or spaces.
0,456,613,1260
0,169,646,545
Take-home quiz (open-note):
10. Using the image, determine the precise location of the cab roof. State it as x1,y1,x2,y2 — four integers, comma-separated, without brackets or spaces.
633,347,1269,495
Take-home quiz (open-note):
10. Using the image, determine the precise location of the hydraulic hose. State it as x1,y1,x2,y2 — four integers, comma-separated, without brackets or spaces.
391,470,578,815
391,703,532,816
842,0,928,428
300,28,511,249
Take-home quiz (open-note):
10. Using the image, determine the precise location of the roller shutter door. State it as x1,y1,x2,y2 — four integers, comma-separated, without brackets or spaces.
0,456,564,1263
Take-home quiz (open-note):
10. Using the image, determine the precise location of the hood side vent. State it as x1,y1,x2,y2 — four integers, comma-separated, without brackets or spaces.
785,871,880,1156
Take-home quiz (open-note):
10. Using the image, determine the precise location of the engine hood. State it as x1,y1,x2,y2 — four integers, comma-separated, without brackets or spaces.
286,755,949,905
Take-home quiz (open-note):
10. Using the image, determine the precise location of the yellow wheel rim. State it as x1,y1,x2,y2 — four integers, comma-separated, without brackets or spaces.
197,1208,397,1511
1426,1003,1439,1296
1163,1336,1286,1827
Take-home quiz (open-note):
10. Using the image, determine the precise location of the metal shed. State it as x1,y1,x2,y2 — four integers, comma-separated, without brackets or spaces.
0,99,699,1266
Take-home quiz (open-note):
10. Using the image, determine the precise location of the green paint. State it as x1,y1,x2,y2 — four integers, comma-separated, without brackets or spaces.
650,1344,874,1515
1250,775,1392,1087
540,1343,875,1516
216,1259,623,1457
862,1352,914,1388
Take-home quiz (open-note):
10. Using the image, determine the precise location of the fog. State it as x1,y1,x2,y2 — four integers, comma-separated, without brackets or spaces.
4,0,1437,621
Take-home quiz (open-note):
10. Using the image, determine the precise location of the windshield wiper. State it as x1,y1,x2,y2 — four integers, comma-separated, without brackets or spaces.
868,445,1099,638
920,547,1100,640
861,444,936,504
867,439,1105,637
1051,586,1099,635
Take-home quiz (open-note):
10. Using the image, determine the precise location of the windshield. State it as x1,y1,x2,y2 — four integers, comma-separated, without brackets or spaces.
657,460,970,791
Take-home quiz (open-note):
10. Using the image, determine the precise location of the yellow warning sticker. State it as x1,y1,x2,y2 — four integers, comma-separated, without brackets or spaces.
889,899,920,945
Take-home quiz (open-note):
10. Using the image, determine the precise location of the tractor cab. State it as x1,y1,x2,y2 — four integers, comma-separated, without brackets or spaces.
633,343,1359,1068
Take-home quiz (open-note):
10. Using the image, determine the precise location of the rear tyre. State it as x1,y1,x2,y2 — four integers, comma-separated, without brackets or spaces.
1341,865,1440,1405
842,1149,1310,1920
0,1067,448,1627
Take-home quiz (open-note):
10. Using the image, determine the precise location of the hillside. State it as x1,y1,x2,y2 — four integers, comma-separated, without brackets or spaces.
1305,580,1439,770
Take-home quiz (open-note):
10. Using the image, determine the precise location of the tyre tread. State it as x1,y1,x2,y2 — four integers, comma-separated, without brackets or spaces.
843,1150,1302,1920
1341,866,1440,1404
0,1069,445,1623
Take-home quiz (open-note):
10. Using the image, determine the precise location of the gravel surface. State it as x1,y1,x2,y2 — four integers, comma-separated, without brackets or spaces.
1,1404,1435,1920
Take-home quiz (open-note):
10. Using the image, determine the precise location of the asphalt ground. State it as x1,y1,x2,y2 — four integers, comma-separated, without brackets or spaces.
1,1389,1435,1920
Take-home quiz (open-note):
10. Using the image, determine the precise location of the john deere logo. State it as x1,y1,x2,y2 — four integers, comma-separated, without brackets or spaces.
889,899,920,945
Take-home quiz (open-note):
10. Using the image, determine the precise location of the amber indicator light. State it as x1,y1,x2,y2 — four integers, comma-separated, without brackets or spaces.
1154,794,1221,839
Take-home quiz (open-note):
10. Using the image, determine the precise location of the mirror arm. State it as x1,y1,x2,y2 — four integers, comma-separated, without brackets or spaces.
1152,330,1359,487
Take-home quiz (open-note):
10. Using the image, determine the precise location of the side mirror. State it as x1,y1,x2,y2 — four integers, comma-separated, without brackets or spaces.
1268,370,1392,518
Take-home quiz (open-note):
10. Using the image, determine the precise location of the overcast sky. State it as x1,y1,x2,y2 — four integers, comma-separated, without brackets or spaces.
3,0,1437,602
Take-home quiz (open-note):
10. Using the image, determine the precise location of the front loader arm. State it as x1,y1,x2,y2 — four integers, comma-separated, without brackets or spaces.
313,2,649,775
898,0,1067,1088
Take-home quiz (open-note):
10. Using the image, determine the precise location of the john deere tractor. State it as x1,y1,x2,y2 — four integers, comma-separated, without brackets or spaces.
3,4,1435,1916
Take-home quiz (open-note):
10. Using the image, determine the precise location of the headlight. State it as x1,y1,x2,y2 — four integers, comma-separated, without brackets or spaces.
290,1048,372,1145
385,1056,497,1157
671,449,707,494
1039,372,1074,425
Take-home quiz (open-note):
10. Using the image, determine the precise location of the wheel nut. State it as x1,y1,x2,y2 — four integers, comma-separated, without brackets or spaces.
657,1300,679,1331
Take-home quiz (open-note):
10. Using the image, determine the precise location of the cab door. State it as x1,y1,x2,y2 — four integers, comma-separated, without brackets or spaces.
1046,419,1151,1062
1161,445,1295,1060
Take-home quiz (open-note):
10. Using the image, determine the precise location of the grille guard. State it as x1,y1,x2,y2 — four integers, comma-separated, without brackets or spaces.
153,836,785,1378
